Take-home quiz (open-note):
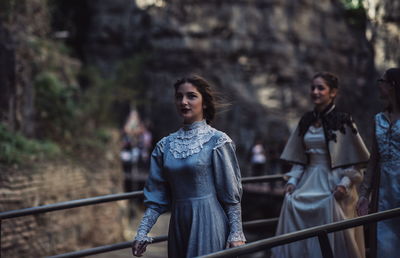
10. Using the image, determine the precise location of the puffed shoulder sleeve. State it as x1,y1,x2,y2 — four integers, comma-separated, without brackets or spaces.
212,133,246,243
212,133,242,204
143,137,170,214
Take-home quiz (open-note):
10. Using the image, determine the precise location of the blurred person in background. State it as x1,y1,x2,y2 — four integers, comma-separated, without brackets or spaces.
272,72,370,258
131,75,246,257
357,68,400,258
137,122,153,170
120,131,134,192
250,138,267,177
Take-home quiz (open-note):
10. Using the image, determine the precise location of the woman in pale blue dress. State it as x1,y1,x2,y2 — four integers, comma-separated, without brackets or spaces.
131,75,246,257
272,72,370,258
357,68,400,258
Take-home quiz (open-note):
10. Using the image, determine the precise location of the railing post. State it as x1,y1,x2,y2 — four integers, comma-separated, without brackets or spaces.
317,230,333,258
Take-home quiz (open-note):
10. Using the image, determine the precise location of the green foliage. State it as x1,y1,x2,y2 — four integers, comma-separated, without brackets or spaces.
113,55,147,98
79,54,148,127
71,128,113,152
0,123,61,164
340,0,367,31
341,0,364,10
34,71,78,139
32,49,147,157
2,0,148,162
1,0,145,165
78,67,114,127
95,128,112,144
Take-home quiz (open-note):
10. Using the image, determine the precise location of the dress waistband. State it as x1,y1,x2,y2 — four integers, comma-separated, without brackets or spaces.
308,153,330,166
174,193,216,203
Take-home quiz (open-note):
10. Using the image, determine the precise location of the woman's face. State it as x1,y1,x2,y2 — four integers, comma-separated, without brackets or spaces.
310,77,337,109
377,73,393,99
175,82,204,124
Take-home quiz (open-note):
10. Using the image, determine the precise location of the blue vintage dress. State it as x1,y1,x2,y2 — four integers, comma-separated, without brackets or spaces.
135,120,245,258
374,112,400,257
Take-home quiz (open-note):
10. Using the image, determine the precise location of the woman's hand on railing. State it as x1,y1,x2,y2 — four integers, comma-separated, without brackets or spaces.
284,184,295,194
227,241,245,248
356,196,369,216
131,240,149,257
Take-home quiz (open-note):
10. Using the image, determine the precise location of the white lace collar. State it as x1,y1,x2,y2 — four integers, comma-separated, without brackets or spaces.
169,120,216,159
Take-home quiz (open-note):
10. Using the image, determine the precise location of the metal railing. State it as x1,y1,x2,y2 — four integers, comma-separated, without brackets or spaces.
0,191,144,220
0,174,283,258
241,174,284,184
197,207,400,258
47,218,280,258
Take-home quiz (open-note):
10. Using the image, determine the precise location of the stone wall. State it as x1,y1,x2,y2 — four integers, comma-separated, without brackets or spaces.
2,0,397,157
366,0,400,72
0,136,126,258
80,0,378,158
0,0,50,136
0,2,127,257
0,0,386,159
0,24,15,130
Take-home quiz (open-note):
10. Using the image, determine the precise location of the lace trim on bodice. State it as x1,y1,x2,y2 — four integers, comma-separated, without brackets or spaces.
169,120,216,159
214,133,232,150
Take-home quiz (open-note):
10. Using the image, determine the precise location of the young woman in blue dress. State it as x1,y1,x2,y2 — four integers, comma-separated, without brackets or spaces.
131,75,246,257
357,67,400,258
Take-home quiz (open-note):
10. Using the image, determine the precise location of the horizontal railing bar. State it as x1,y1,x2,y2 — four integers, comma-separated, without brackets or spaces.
0,175,284,220
241,175,284,183
45,218,280,258
198,207,400,258
0,191,144,219
242,218,279,228
46,235,168,258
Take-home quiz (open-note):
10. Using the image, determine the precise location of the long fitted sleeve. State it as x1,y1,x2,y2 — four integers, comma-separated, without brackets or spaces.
134,138,170,242
285,164,305,186
212,136,246,243
134,208,161,242
224,203,246,242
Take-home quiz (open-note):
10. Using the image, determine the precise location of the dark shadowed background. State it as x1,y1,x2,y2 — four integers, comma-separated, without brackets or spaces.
1,0,399,257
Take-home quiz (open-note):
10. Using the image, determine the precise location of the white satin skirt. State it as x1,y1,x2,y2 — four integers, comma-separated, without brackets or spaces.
271,155,365,258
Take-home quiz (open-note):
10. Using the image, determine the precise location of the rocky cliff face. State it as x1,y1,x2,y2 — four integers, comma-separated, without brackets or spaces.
0,0,48,136
0,0,81,137
0,0,385,156
0,2,126,257
366,0,400,72
2,0,398,154
0,24,15,129
81,0,377,160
